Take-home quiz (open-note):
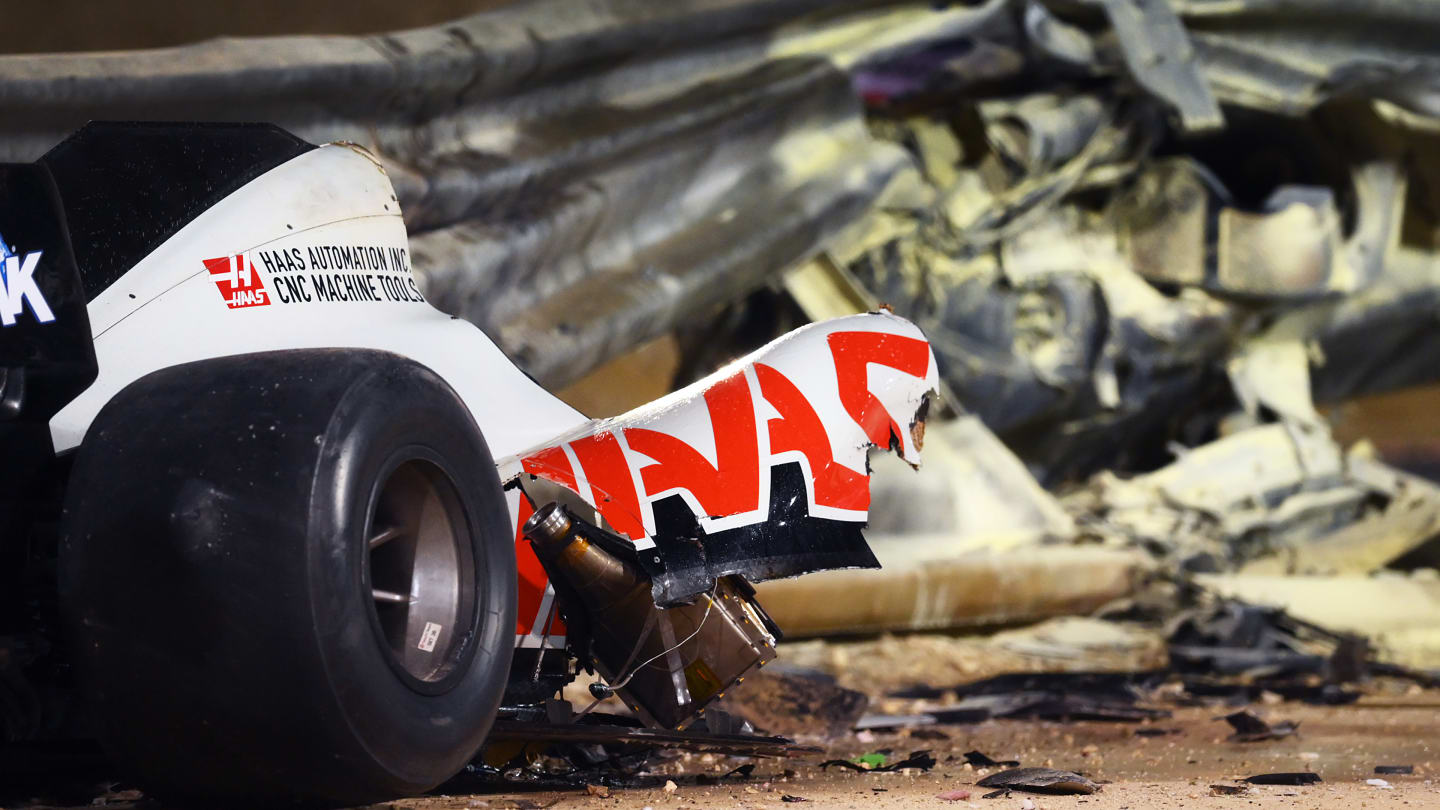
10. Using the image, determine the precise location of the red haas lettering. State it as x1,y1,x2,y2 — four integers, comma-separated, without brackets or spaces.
755,362,868,510
625,373,761,522
519,328,932,535
204,254,271,309
569,433,648,540
827,331,931,450
520,445,577,492
511,316,935,645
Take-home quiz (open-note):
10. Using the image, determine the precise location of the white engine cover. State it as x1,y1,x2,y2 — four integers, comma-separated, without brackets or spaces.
51,144,586,459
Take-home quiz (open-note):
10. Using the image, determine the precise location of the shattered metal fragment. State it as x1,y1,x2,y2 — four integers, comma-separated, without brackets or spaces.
928,707,995,725
855,714,941,731
975,767,1099,795
1375,765,1414,775
484,720,819,759
963,751,1021,768
1087,0,1222,132
877,751,938,772
1168,596,1372,684
904,671,1170,723
1222,710,1299,743
1179,678,1359,707
1242,773,1322,786
818,751,936,773
723,764,756,780
817,759,868,773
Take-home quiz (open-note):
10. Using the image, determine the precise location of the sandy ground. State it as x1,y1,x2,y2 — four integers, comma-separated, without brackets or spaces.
378,695,1440,810
30,697,1440,810
16,628,1439,809
15,688,1440,810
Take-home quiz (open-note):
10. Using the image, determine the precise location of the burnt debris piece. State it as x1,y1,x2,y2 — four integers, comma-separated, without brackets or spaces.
1134,728,1183,737
483,719,818,760
458,717,817,792
818,750,937,773
890,671,1171,724
1163,589,1440,698
963,750,1021,768
975,767,1099,795
1221,710,1299,743
1167,594,1369,681
1242,772,1323,786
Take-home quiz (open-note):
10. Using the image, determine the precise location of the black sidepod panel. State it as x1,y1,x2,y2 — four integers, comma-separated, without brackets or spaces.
38,122,314,301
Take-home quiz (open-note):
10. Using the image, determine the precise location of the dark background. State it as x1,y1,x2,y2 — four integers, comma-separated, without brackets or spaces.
7,1,512,54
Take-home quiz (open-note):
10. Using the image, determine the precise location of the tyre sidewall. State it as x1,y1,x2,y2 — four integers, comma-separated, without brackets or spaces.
60,350,515,804
307,359,514,793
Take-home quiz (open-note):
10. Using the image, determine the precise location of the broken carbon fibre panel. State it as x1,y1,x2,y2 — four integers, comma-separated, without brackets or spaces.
500,312,938,605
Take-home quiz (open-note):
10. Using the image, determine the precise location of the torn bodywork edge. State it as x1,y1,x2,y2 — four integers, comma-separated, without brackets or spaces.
498,310,940,608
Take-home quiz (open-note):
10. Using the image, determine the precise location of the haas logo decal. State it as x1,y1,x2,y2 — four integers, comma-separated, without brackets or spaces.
521,327,933,539
204,253,271,309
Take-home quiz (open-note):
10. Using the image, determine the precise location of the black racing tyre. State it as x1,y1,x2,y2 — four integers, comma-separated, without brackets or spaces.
59,349,515,804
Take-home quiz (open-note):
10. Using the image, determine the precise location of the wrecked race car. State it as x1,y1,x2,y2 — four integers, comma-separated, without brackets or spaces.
0,122,937,803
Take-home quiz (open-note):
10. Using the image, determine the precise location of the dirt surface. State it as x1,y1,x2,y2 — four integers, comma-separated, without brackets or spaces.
377,697,1440,810
16,630,1439,809
27,696,1440,810
17,694,1440,810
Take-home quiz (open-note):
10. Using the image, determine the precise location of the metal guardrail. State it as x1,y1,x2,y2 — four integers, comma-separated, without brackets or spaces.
0,0,1013,386
3,0,1437,394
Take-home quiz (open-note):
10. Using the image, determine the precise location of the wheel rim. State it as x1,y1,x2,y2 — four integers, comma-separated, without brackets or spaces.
365,458,475,685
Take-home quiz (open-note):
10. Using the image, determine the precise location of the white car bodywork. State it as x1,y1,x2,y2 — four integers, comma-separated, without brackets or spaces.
51,143,586,460
47,139,939,652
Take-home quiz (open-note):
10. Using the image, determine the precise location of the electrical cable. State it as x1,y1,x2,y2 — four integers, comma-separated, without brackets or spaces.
574,586,718,719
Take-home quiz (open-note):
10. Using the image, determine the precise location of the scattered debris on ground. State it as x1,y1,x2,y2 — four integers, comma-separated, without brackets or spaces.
817,750,936,773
